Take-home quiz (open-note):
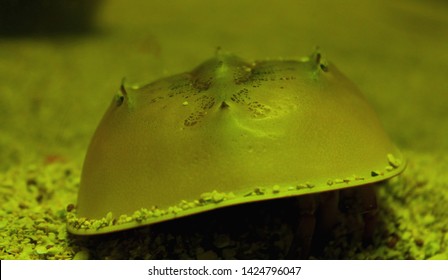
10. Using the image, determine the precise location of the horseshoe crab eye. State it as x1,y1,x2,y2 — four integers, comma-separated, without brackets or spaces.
68,50,405,235
114,83,127,107
115,95,124,107
320,62,329,72
313,50,329,72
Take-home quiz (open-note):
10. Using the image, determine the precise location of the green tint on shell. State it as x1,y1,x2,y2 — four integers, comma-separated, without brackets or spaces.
67,50,406,235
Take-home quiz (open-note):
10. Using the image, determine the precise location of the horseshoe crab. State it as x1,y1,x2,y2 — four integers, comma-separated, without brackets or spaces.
67,50,405,255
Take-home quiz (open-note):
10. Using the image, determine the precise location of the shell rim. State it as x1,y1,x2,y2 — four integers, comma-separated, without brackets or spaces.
67,153,406,235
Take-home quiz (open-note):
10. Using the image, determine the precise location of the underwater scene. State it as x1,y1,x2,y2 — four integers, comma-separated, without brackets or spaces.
0,0,447,260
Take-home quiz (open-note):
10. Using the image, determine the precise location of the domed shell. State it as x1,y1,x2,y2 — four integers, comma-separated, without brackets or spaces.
67,50,405,235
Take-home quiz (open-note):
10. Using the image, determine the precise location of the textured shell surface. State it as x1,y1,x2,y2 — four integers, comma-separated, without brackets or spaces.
68,50,405,235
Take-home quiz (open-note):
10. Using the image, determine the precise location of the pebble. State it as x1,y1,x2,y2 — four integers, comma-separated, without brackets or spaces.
73,249,90,260
35,245,48,255
428,252,448,260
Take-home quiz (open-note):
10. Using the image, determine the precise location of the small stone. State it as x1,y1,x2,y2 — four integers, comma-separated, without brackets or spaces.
179,200,190,210
244,191,253,197
422,214,435,225
35,245,48,255
19,245,34,259
344,176,355,183
200,192,212,202
0,220,7,229
105,212,114,222
402,231,412,240
212,192,224,203
73,249,90,260
225,192,236,199
428,252,448,260
387,153,401,168
414,238,424,247
153,209,162,217
386,234,399,248
66,204,75,212
254,187,265,195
